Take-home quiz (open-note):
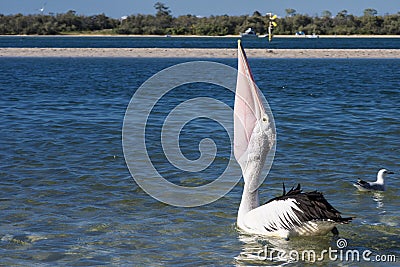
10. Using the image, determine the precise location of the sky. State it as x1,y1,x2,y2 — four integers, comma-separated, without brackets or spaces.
1,0,399,18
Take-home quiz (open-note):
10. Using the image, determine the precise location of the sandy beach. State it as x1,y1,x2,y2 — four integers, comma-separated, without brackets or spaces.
0,48,399,58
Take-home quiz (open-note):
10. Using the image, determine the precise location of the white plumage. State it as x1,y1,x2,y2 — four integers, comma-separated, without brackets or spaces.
234,41,351,239
353,168,394,191
242,198,302,237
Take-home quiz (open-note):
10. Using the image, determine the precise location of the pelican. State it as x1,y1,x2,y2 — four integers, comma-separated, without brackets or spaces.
234,40,352,239
353,169,394,191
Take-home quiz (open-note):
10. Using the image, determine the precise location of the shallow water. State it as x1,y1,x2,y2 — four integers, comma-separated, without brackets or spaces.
0,57,399,265
0,35,399,49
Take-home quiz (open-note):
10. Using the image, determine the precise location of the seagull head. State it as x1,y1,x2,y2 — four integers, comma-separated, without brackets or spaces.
377,168,394,183
379,169,394,175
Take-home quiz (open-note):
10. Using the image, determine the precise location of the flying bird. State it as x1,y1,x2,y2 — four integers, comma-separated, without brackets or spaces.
353,169,394,191
38,2,46,14
234,40,352,239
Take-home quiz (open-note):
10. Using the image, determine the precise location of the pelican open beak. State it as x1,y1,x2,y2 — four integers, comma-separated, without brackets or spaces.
233,40,267,163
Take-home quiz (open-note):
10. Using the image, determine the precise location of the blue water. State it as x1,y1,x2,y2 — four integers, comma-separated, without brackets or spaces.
0,57,399,265
0,36,400,49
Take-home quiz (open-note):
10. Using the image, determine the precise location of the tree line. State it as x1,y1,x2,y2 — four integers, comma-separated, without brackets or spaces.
1,3,399,35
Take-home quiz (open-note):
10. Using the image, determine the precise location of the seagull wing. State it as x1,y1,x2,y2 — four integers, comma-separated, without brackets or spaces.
354,179,374,190
357,179,369,186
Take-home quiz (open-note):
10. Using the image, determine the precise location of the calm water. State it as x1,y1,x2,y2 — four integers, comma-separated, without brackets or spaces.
0,36,400,49
0,57,399,266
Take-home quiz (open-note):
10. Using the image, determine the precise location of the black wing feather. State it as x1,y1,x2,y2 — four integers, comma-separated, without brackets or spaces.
266,184,352,224
357,179,369,186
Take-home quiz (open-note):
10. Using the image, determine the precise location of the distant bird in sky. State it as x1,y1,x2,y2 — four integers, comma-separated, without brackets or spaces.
353,169,394,191
38,2,47,15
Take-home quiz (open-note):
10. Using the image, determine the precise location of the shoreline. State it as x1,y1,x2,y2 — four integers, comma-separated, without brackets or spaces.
0,48,399,59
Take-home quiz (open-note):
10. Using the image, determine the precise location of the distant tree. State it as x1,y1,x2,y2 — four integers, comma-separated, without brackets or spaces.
252,11,262,17
0,8,399,36
285,8,296,17
154,2,171,17
322,10,332,18
337,10,348,18
363,8,378,17
381,13,400,34
293,14,312,33
244,12,266,34
361,8,381,34
152,2,173,34
172,14,199,35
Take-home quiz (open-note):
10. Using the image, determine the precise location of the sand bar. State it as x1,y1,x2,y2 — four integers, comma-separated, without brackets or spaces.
0,48,399,58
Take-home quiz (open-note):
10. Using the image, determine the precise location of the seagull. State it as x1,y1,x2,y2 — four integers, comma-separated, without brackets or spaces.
234,40,352,239
353,169,394,191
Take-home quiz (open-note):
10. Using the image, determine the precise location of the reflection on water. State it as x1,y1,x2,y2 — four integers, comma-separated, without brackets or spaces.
356,190,399,228
236,232,341,265
372,192,385,212
372,192,399,227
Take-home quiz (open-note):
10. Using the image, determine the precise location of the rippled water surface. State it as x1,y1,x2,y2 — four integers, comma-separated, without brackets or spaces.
0,57,399,266
1,35,400,49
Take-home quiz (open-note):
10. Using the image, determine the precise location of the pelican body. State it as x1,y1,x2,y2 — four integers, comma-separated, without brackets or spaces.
354,169,394,191
234,40,351,239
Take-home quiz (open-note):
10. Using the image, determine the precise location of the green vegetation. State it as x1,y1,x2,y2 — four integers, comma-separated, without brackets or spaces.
1,3,399,35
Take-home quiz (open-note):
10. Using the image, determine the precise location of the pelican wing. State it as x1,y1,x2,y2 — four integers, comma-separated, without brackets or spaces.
243,197,304,235
243,185,352,235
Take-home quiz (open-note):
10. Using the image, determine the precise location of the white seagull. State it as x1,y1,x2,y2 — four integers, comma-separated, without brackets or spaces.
234,40,352,239
353,169,394,191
